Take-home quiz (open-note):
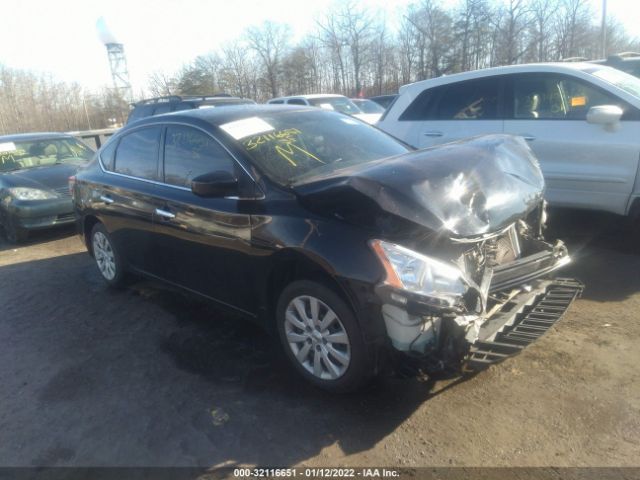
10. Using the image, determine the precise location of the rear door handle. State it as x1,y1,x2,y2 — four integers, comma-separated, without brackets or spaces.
423,131,443,137
100,195,114,204
155,208,175,220
521,134,536,141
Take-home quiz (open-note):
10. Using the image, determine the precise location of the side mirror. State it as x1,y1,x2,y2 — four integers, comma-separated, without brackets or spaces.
191,171,238,198
586,105,623,126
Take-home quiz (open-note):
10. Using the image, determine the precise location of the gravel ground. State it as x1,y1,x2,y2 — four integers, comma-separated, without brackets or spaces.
0,211,638,468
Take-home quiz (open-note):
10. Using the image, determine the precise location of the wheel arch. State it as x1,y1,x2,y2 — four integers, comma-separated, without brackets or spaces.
83,214,101,256
263,249,359,333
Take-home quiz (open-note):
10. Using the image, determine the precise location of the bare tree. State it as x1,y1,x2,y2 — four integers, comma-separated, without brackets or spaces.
147,71,178,97
406,0,455,78
317,12,349,93
246,21,291,98
219,41,254,98
530,0,557,61
492,0,534,65
553,0,593,59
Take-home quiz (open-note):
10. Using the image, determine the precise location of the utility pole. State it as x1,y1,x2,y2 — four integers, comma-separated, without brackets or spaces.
601,0,607,58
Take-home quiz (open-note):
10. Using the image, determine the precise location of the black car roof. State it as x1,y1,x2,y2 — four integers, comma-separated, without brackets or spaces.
0,132,74,142
128,104,314,129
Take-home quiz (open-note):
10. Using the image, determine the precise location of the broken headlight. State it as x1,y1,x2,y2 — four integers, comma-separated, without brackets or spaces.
371,239,468,307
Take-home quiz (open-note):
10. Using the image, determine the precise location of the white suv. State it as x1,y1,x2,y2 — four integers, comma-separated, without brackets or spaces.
377,63,640,221
267,94,379,124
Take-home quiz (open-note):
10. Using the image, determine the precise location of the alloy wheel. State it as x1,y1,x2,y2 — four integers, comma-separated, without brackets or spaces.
284,295,351,380
92,231,117,280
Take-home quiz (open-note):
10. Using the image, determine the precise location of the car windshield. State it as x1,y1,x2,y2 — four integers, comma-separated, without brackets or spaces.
307,97,362,115
353,99,385,114
589,67,640,99
0,137,93,172
221,110,410,185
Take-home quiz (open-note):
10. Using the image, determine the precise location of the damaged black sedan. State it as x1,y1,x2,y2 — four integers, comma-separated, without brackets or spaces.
73,105,581,391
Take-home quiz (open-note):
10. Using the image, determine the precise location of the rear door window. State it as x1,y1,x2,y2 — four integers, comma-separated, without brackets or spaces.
400,77,501,120
99,139,118,171
113,127,162,180
434,78,499,119
163,125,236,188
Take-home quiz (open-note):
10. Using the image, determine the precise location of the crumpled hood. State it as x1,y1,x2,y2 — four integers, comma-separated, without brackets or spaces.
293,134,545,237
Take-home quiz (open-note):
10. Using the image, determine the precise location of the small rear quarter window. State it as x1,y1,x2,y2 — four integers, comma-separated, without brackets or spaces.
99,139,117,171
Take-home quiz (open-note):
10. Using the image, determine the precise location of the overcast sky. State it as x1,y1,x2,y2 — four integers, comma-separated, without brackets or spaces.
1,0,637,95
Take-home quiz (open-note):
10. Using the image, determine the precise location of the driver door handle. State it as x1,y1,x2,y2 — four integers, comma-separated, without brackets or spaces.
423,131,443,137
155,208,175,220
521,134,536,141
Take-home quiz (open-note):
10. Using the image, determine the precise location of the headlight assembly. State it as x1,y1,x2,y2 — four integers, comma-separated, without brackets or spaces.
370,239,468,307
9,187,57,200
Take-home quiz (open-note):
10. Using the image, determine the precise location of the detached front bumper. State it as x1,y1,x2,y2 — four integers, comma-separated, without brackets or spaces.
376,233,582,373
465,277,583,370
382,276,583,374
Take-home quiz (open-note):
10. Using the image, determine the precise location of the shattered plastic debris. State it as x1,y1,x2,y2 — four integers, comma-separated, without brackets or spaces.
210,407,230,426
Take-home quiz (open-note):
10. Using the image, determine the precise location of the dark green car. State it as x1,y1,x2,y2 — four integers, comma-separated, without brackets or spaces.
0,133,94,242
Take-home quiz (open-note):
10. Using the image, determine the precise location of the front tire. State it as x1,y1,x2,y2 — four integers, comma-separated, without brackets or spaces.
3,215,28,243
276,280,374,392
90,223,126,287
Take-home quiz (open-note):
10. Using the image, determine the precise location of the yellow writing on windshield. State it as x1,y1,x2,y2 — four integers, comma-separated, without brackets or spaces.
243,128,324,167
0,149,27,164
275,142,323,166
244,128,302,151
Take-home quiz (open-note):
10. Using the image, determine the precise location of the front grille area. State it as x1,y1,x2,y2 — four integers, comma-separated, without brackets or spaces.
459,225,521,285
465,278,583,370
53,186,71,198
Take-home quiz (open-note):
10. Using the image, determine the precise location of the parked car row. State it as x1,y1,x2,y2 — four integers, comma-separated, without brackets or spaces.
267,94,383,124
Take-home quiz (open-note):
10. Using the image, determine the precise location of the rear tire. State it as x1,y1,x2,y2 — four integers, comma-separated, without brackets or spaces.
276,280,375,392
90,223,127,288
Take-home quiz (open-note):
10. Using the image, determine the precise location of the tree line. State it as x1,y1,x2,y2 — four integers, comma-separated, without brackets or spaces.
1,0,639,134
0,64,128,135
150,0,640,101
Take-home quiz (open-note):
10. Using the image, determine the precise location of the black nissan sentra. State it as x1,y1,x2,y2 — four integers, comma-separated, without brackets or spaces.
0,133,94,242
73,105,582,391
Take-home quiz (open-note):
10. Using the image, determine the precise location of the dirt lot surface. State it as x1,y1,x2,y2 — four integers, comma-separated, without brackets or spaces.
0,211,638,468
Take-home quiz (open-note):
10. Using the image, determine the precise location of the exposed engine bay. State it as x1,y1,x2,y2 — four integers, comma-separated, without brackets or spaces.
376,208,581,374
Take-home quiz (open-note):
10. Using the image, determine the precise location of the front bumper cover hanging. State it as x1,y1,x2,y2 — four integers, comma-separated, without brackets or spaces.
465,277,584,371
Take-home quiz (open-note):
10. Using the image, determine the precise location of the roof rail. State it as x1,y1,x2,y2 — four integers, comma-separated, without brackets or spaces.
132,95,182,106
561,56,588,62
132,93,235,106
